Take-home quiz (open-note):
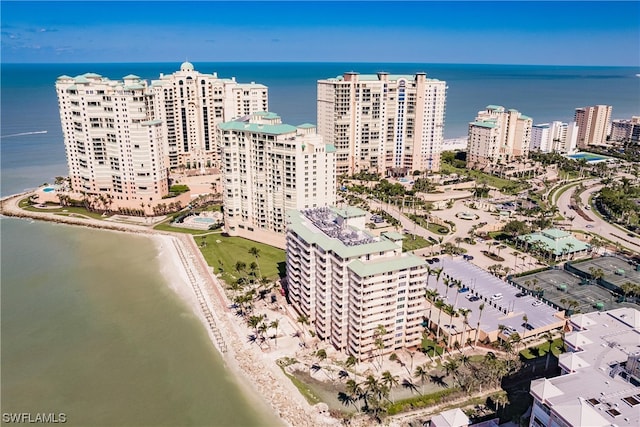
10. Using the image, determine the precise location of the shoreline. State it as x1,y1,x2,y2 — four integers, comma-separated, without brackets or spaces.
1,193,330,427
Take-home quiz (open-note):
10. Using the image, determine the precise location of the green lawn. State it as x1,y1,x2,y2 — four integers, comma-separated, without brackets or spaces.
440,164,528,193
520,338,565,359
403,234,432,252
197,234,285,283
19,198,112,220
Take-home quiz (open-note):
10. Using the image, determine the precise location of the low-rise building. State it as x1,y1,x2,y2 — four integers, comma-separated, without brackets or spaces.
517,229,590,262
286,207,428,360
529,308,640,427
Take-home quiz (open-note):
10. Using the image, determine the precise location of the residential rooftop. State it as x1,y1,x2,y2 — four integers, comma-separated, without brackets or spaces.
531,308,640,427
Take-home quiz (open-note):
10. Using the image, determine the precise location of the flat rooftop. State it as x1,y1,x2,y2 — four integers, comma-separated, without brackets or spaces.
531,308,640,427
429,258,563,337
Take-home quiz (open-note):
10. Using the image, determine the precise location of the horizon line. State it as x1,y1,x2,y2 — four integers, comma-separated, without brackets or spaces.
3,61,639,68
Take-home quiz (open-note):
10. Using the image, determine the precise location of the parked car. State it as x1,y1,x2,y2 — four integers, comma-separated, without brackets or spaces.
458,287,470,293
532,300,543,307
503,327,517,336
522,322,534,330
491,293,503,301
469,296,480,302
515,292,526,298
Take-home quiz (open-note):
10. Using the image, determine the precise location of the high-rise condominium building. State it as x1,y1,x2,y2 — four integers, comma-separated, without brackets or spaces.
466,105,532,169
56,63,268,211
149,62,268,170
574,105,612,148
286,207,428,360
530,121,578,154
219,112,336,246
56,73,169,208
610,116,640,143
317,72,447,176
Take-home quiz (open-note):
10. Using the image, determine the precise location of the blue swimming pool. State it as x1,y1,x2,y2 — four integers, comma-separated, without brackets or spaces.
43,187,55,192
565,152,611,162
193,217,216,224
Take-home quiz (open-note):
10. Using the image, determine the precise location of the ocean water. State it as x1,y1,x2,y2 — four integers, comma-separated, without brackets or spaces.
2,62,639,196
0,217,279,426
1,62,639,424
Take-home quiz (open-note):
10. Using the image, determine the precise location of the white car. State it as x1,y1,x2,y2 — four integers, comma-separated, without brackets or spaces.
490,293,503,301
532,300,543,307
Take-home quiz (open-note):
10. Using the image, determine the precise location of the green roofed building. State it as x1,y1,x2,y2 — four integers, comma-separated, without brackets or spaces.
220,113,336,245
467,105,533,170
286,207,428,360
517,228,590,261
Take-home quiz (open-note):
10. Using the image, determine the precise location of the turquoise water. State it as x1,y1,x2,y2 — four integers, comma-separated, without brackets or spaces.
194,217,217,224
565,152,612,161
1,217,280,426
43,187,55,192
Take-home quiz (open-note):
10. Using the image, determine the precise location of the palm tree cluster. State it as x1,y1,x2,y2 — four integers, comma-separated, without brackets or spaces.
337,370,399,419
228,248,276,320
246,313,280,349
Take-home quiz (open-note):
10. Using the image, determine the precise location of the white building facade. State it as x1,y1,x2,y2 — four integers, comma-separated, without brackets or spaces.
56,73,170,209
149,62,268,170
317,72,447,176
286,207,428,360
530,121,578,154
466,105,533,169
219,112,336,245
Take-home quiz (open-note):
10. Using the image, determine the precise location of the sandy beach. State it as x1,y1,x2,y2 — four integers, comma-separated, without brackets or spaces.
0,193,334,427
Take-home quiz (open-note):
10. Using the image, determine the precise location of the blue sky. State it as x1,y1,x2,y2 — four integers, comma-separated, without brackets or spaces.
2,1,639,65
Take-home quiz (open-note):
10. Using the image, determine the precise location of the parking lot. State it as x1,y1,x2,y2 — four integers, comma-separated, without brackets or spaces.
511,268,636,314
428,258,564,343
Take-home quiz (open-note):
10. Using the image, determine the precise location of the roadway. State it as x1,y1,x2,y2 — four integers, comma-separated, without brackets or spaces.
554,179,640,253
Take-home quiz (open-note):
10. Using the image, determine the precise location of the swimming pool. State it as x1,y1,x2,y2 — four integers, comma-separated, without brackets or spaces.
43,187,55,192
565,152,612,162
193,217,217,224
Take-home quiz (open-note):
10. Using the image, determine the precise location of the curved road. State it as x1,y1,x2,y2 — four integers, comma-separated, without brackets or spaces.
555,179,640,253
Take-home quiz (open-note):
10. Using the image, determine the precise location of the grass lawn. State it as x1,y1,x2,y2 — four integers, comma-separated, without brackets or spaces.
403,234,432,252
197,234,285,283
520,338,565,359
440,164,528,193
421,337,444,357
153,221,212,235
19,198,111,220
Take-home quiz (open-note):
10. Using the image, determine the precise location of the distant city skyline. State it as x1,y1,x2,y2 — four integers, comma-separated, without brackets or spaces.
2,1,639,66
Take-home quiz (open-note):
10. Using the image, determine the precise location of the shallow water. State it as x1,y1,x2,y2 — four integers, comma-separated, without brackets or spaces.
1,217,280,426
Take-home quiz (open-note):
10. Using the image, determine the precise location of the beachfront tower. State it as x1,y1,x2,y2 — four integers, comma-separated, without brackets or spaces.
219,112,336,247
574,105,612,149
56,73,170,210
531,121,578,154
149,62,268,170
286,207,428,360
466,105,532,170
317,72,447,177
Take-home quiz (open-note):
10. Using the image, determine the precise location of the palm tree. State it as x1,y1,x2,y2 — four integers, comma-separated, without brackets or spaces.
474,303,485,346
345,355,359,383
235,261,247,277
297,314,310,340
522,314,529,338
425,289,439,331
491,391,509,413
269,319,280,348
248,247,262,277
381,370,399,403
413,364,429,395
543,331,555,371
434,299,446,341
459,308,472,351
345,379,363,413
